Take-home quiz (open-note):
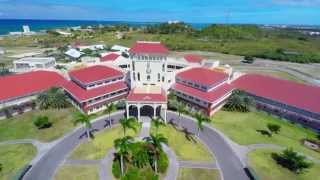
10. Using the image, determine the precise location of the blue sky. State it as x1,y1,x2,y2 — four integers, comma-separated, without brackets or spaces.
0,0,319,24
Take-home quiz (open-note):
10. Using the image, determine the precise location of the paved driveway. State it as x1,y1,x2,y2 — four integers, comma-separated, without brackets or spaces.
167,111,249,180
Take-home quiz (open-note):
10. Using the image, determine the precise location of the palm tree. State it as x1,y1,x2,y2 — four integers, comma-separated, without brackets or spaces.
119,117,138,136
114,136,133,175
195,113,207,136
73,112,92,140
104,103,115,127
153,117,164,135
224,90,254,112
176,101,185,127
145,134,168,174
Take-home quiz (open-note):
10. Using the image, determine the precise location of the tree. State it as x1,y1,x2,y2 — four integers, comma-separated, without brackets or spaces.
153,117,164,135
175,101,185,127
114,136,133,175
194,113,207,136
119,117,138,136
145,134,168,174
37,87,69,110
272,148,313,174
33,116,52,129
243,56,255,63
104,103,116,127
317,133,320,141
0,163,2,172
267,123,281,134
224,90,254,112
73,112,92,140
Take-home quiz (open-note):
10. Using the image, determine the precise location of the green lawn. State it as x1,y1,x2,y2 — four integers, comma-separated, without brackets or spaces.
54,165,99,180
0,108,78,142
177,168,220,180
248,149,320,180
69,125,139,160
151,123,214,162
211,110,320,160
0,144,37,180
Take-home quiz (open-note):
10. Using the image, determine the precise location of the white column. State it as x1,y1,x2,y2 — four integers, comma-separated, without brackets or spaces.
126,103,129,118
137,104,141,122
164,108,167,124
153,104,157,119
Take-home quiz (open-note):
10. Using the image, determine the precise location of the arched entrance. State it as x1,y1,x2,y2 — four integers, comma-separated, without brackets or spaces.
140,105,154,118
128,105,138,118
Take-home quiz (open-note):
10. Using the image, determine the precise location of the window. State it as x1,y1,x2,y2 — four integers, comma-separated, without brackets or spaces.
162,64,165,72
162,76,165,82
132,62,135,71
137,73,140,81
158,73,160,82
147,75,150,81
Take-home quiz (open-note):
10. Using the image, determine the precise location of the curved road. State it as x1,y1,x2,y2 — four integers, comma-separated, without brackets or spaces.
24,111,249,180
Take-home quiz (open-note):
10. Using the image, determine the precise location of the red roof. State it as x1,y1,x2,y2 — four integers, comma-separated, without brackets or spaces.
100,53,120,62
63,81,128,102
177,67,229,87
127,90,167,103
0,71,66,102
129,41,169,54
172,83,234,103
69,65,123,84
184,54,204,63
232,74,320,114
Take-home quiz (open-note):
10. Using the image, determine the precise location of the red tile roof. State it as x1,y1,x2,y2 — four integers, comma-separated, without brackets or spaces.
0,71,66,102
177,67,229,87
172,83,234,103
184,54,204,63
100,53,120,62
129,41,169,54
63,81,128,102
69,65,123,84
127,90,167,103
232,74,320,114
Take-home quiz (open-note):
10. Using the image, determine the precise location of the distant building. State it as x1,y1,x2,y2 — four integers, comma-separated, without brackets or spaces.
0,47,4,55
77,44,105,51
13,57,56,73
56,30,73,37
111,45,129,53
65,49,82,59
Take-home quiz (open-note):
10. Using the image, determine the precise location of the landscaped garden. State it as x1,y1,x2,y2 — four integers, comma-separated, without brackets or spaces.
177,168,220,180
248,149,320,180
151,121,214,162
0,107,78,142
54,165,99,180
69,125,139,160
0,144,37,180
211,110,320,160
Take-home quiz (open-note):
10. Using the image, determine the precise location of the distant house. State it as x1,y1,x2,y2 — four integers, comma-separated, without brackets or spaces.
111,45,129,53
13,57,56,73
56,30,73,37
65,49,82,59
77,44,105,51
81,56,100,64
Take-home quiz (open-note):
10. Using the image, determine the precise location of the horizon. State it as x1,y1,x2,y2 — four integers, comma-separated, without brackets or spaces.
0,0,319,25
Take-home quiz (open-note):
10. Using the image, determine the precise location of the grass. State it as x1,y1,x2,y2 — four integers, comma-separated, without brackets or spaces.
0,144,37,180
211,110,320,160
54,165,99,180
151,123,214,162
69,125,139,160
248,149,320,180
177,168,220,180
0,108,78,142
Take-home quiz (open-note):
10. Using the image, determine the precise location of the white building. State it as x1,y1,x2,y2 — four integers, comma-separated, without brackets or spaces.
65,49,82,59
111,45,129,53
13,57,56,73
77,44,105,51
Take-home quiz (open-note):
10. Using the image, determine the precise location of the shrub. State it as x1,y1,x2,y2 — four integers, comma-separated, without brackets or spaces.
224,90,255,112
0,163,2,172
243,56,255,63
271,148,313,174
112,160,121,178
33,116,52,129
158,151,169,173
267,123,281,134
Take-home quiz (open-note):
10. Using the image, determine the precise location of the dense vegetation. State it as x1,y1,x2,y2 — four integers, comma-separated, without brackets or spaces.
1,22,320,64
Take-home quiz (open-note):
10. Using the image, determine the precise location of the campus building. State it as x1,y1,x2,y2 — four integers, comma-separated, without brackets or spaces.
63,65,129,114
1,41,320,131
171,67,234,116
13,57,56,73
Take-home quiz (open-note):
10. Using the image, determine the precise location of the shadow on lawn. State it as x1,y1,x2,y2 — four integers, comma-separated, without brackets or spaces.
169,119,197,143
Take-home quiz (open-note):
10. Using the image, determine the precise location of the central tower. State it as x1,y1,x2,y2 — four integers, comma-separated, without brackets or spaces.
129,41,169,88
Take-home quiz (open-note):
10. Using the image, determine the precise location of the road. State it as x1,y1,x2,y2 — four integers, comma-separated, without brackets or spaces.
167,111,249,180
24,110,249,180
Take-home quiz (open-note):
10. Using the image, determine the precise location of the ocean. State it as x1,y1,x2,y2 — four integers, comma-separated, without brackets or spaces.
0,19,210,35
